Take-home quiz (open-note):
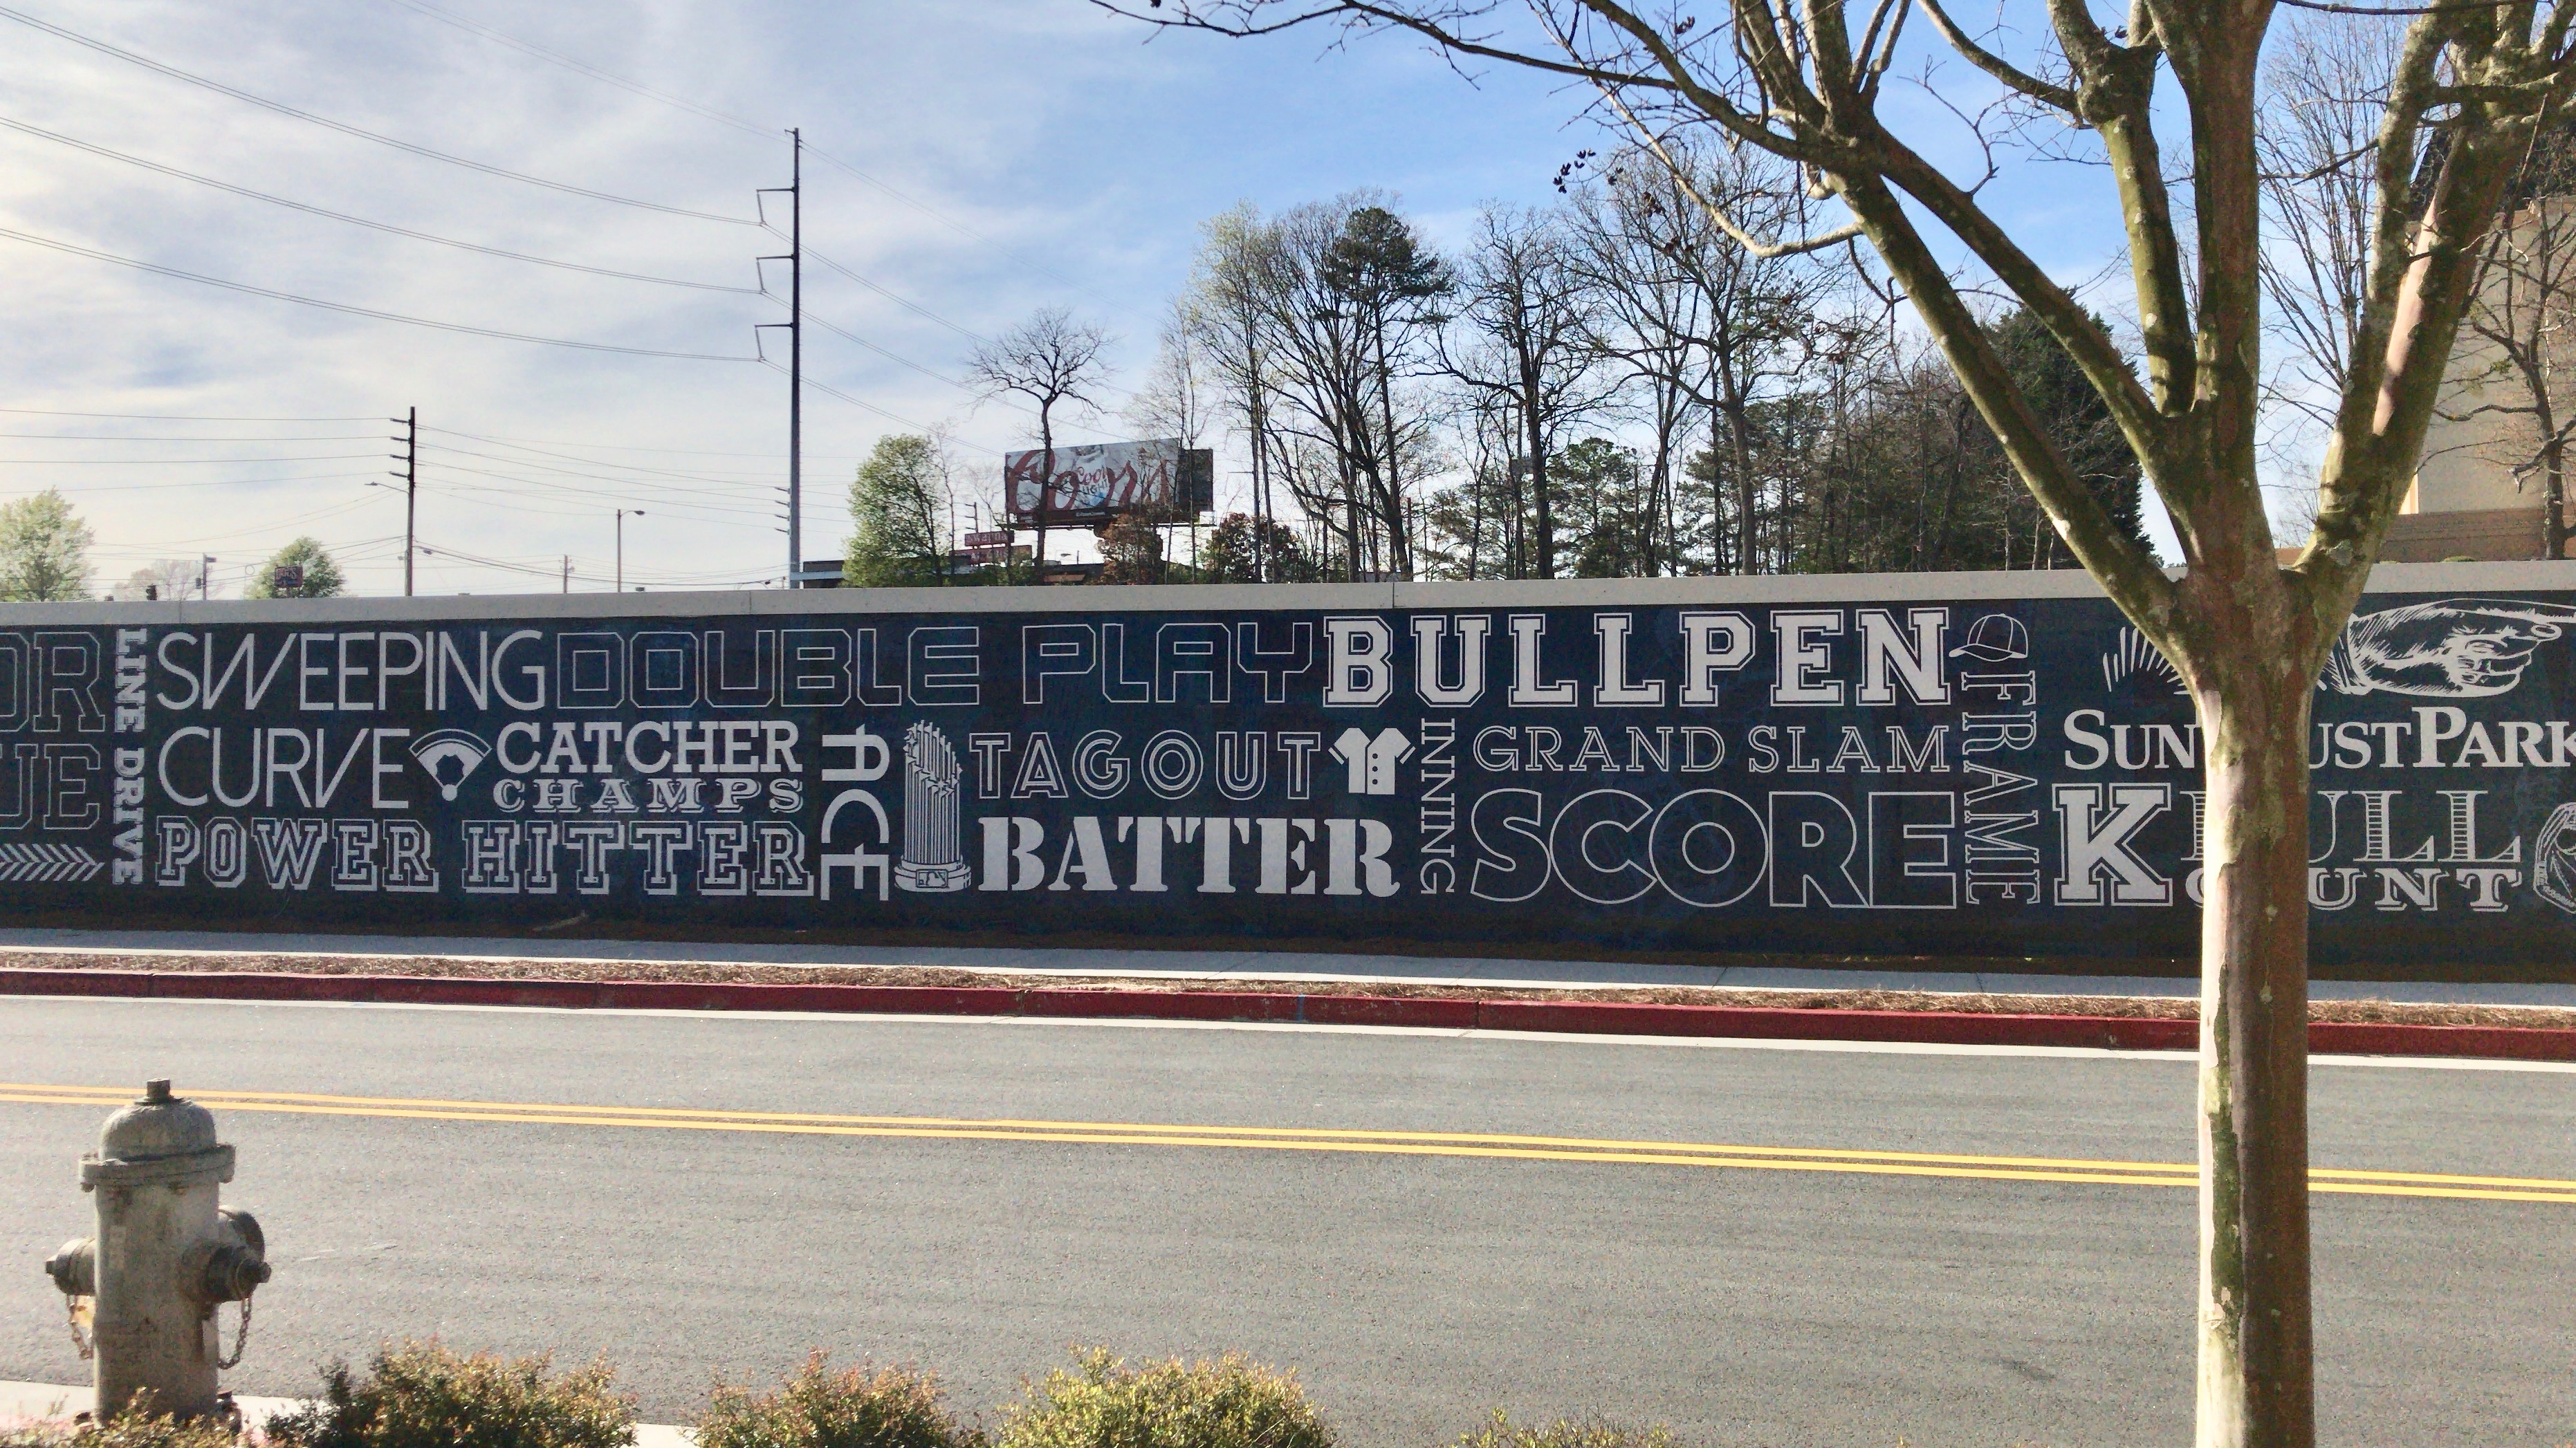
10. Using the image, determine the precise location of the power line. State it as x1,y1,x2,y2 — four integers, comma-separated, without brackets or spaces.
412,478,782,530
762,357,951,438
413,538,579,581
0,3,760,225
368,0,1109,301
419,436,784,490
399,429,861,459
771,293,970,390
774,361,1116,457
410,440,773,502
800,144,1113,308
0,115,760,293
0,471,382,493
0,453,386,464
0,431,383,440
80,499,389,546
0,406,374,422
784,232,988,344
423,427,788,483
375,0,775,141
0,224,760,360
417,458,779,516
766,290,1125,426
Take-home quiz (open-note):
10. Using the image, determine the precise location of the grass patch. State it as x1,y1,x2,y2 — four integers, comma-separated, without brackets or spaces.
264,1340,634,1448
995,1348,1332,1448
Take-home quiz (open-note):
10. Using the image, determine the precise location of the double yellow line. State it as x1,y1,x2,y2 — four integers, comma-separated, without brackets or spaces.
10,1083,2575,1205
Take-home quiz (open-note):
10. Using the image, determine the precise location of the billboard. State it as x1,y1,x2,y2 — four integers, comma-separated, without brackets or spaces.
4,564,2575,974
1004,440,1215,525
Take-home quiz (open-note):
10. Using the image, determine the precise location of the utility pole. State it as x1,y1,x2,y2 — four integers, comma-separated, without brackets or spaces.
757,131,803,588
198,555,213,600
393,407,418,597
561,556,571,594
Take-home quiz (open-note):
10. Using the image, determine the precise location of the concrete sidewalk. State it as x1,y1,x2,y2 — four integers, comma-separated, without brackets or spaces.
5,925,2573,1007
0,1380,693,1445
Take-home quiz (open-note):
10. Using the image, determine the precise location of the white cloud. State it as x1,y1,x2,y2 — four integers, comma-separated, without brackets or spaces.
1,0,2146,593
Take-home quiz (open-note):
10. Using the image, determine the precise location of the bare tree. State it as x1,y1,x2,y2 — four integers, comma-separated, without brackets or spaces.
1188,205,1291,579
1256,201,1382,575
2257,14,2409,505
1128,299,1216,447
967,306,1112,574
1242,196,1449,578
1323,202,1454,577
1441,204,1605,576
2447,133,2576,557
111,557,197,602
1649,147,1833,573
1565,154,1716,572
1103,1,2576,1438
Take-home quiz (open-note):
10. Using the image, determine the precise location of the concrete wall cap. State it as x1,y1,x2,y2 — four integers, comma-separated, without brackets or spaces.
8,558,2576,627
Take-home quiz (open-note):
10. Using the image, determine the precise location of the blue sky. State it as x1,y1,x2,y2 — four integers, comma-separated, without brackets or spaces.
0,1,2160,595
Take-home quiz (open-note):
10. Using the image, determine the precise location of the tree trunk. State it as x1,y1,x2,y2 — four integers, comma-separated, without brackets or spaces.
1527,379,1554,579
2191,653,2317,1448
1375,331,1412,579
2544,433,2566,560
1726,404,1756,573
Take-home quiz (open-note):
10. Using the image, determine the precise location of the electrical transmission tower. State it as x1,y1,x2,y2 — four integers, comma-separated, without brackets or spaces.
757,129,802,587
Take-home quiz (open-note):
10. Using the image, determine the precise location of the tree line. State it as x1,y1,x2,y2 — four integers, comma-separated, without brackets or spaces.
0,486,344,602
847,146,2153,588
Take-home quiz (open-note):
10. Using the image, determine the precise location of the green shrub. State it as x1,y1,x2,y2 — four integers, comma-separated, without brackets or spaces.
1446,1411,1684,1448
995,1348,1332,1448
698,1353,980,1448
265,1340,634,1448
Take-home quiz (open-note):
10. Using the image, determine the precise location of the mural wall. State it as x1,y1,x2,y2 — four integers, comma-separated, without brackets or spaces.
6,566,2575,969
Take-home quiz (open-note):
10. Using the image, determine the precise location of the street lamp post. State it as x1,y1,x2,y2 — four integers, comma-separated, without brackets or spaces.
616,509,645,591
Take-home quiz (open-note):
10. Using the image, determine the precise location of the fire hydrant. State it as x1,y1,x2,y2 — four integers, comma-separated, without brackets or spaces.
42,1080,270,1422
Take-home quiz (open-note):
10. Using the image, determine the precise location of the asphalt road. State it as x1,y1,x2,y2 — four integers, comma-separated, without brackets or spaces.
2,998,2571,1447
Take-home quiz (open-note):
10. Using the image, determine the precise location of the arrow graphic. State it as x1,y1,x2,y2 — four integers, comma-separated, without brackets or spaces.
0,843,106,883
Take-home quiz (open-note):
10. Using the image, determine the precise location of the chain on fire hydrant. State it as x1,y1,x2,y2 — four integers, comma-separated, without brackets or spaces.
41,1080,270,1423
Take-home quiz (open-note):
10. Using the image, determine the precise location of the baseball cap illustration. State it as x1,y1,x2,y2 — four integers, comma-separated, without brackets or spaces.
1949,613,2030,663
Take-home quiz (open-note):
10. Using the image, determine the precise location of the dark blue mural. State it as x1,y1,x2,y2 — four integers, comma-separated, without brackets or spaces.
6,582,2574,967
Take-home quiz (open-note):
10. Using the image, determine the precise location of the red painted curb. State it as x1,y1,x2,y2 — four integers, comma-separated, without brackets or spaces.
2308,1019,2576,1062
1,967,2569,1062
1471,998,2202,1052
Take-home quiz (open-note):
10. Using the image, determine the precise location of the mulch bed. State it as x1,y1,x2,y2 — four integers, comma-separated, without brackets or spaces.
5,948,2568,1032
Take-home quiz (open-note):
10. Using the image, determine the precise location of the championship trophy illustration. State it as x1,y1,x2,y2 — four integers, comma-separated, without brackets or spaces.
894,721,970,892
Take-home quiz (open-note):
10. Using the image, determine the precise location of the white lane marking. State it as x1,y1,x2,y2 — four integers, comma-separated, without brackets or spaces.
12,992,2575,1072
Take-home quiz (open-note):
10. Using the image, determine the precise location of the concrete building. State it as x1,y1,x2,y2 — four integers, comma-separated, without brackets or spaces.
2387,194,2576,561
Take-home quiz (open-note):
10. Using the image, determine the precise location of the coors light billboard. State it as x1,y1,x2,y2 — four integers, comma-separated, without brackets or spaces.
1004,440,1215,525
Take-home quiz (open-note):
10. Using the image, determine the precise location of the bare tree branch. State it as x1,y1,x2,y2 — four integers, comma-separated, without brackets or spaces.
1917,0,2077,111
